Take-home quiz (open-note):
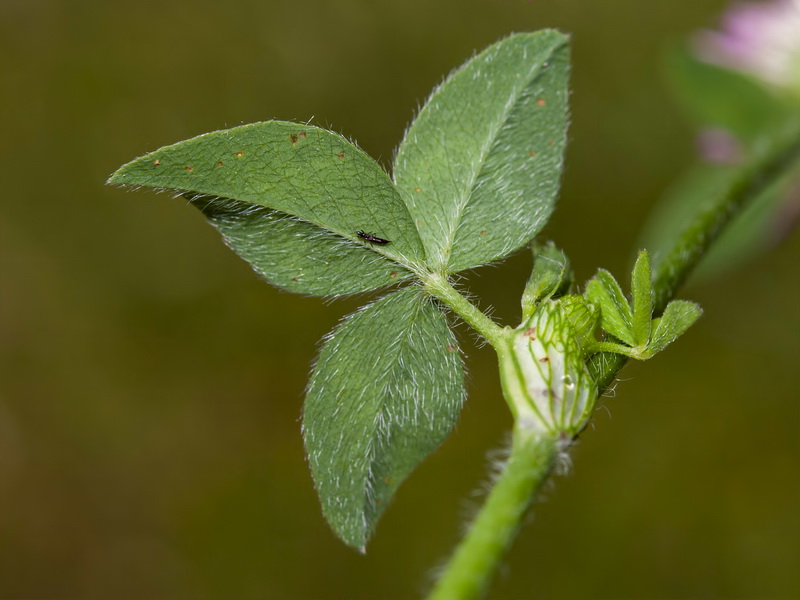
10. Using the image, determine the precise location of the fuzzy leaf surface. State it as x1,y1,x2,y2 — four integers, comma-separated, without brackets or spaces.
304,286,464,549
393,31,570,273
649,300,703,355
108,121,424,295
193,198,412,295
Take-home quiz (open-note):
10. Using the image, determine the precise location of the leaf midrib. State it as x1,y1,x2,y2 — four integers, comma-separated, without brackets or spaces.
173,186,423,271
439,40,563,272
361,291,428,521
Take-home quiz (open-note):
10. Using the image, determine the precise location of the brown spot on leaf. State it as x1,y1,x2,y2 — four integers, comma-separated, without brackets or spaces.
414,187,422,193
389,272,398,279
480,230,487,236
536,98,546,107
235,151,244,158
524,327,536,341
184,165,193,172
216,161,224,167
547,140,555,146
291,276,300,282
289,133,298,145
153,159,161,166
529,151,537,158
337,152,345,159
539,356,549,363
299,131,307,138
447,344,458,353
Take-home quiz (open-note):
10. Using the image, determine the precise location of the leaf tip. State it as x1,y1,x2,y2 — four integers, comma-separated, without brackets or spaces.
105,166,126,187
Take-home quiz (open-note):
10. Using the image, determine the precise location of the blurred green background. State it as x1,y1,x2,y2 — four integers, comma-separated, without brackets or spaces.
1,0,798,597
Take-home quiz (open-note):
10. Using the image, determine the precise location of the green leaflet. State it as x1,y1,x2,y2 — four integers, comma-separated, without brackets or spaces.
108,121,425,295
585,270,636,347
304,286,464,549
393,31,570,273
193,198,412,295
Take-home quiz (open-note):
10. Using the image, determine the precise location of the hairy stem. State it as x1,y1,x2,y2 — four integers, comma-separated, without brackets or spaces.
423,272,506,346
426,429,559,600
652,128,800,312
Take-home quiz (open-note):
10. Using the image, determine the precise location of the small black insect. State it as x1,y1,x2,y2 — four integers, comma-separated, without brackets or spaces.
356,230,391,245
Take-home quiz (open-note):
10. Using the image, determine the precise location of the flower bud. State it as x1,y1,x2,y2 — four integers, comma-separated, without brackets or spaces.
499,297,599,437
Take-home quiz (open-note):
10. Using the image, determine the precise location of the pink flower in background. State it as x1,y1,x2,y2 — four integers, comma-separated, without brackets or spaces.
696,127,743,163
695,0,800,95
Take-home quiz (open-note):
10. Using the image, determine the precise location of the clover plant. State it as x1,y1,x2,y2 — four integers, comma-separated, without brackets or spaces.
108,27,800,600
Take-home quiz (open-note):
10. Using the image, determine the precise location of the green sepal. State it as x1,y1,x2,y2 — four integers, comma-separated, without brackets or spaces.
558,295,600,351
630,250,653,347
584,252,701,360
647,300,703,356
521,242,573,321
584,270,636,346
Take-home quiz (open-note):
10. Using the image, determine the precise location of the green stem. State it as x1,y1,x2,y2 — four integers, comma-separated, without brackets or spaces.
586,341,646,360
423,272,506,346
426,429,559,600
652,127,800,312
